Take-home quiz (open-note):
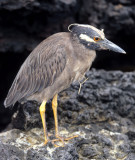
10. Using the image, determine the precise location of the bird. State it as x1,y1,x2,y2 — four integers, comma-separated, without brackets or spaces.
4,23,126,147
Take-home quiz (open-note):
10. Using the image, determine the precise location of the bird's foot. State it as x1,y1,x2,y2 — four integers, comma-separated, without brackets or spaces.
51,134,79,147
44,139,50,146
51,135,64,147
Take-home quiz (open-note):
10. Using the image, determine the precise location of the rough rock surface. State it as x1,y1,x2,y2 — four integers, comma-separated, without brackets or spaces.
79,0,135,37
1,69,135,160
0,0,135,54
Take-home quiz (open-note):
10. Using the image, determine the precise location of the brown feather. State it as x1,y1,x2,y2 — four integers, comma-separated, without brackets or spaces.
4,33,67,107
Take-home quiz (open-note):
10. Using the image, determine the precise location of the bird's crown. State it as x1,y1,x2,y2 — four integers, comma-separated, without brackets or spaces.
68,23,105,44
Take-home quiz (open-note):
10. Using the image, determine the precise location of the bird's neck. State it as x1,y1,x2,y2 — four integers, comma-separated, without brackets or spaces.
71,33,96,61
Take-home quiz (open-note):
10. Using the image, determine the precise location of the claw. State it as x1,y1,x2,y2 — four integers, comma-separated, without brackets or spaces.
51,135,65,147
64,135,79,141
51,134,79,147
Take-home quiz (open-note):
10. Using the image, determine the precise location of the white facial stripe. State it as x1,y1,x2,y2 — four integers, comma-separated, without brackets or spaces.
79,34,95,43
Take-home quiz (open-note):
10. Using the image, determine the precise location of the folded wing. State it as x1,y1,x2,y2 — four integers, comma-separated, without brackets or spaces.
4,37,67,107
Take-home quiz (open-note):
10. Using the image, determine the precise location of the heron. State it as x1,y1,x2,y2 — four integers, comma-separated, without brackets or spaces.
4,24,126,147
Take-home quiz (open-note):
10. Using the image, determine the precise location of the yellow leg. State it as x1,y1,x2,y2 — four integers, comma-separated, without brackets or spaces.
52,94,59,136
39,100,48,145
52,94,78,147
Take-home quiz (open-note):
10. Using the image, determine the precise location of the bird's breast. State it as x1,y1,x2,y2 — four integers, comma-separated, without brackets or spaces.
73,62,90,82
72,50,96,82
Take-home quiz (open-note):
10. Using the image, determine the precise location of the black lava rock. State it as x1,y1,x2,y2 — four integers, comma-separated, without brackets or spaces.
1,69,135,159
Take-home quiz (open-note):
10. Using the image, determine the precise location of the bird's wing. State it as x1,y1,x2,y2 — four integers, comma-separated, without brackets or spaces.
4,38,67,107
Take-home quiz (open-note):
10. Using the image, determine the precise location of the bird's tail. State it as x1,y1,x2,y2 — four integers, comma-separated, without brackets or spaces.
4,79,20,108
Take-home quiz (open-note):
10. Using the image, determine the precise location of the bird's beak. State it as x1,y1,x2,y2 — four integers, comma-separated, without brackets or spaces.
101,38,126,54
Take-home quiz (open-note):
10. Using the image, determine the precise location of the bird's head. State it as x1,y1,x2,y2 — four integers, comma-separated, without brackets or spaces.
68,23,126,54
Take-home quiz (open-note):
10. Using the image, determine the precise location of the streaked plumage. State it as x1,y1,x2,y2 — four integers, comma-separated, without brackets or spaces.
4,24,126,147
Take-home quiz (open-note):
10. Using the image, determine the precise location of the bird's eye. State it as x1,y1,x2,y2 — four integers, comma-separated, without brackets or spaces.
94,36,101,42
